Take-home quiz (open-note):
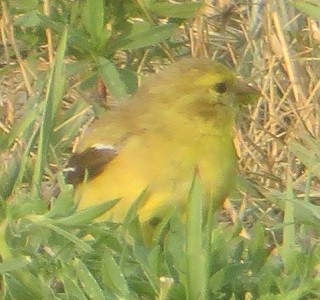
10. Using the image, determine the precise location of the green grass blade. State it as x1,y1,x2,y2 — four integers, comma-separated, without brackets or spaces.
186,173,208,300
32,27,68,192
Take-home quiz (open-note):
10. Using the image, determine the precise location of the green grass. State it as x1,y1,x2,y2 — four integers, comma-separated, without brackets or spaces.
1,0,320,299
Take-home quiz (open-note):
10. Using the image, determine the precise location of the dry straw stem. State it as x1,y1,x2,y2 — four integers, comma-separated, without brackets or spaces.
242,2,319,199
194,1,320,224
1,2,32,96
43,0,54,65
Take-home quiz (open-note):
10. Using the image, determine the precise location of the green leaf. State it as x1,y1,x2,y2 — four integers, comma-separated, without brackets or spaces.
150,2,202,18
44,182,75,219
10,128,38,194
79,71,99,90
38,15,95,55
32,27,68,191
122,189,147,226
97,58,128,99
82,0,108,49
210,263,250,293
13,10,42,27
102,248,130,297
0,256,31,273
186,173,208,299
288,139,320,178
119,68,138,94
37,222,92,253
159,276,174,300
289,198,320,227
51,102,89,149
74,258,105,300
248,223,268,272
10,0,38,10
4,274,37,299
62,271,88,300
0,95,42,150
132,245,158,292
288,0,320,20
82,0,105,36
279,181,296,274
109,23,177,51
53,199,119,226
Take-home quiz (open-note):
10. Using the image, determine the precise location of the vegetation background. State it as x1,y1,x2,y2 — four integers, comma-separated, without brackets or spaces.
0,0,320,299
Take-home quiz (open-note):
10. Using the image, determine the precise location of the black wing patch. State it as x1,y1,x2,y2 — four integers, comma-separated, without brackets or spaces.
64,144,117,186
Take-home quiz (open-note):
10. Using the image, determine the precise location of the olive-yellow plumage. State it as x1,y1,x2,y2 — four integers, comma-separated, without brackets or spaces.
67,58,259,224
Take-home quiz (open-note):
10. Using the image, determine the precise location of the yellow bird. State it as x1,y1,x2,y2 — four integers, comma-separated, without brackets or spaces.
65,58,259,225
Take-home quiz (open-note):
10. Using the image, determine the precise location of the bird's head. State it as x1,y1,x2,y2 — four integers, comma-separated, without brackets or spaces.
142,58,260,125
174,58,259,106
145,58,260,108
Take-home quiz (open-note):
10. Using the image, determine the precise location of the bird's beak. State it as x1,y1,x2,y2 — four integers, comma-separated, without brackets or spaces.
233,79,261,106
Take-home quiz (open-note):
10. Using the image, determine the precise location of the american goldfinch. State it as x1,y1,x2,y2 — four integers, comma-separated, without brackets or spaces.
65,58,259,224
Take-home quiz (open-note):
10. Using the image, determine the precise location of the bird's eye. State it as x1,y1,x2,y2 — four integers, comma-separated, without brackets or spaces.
213,82,228,94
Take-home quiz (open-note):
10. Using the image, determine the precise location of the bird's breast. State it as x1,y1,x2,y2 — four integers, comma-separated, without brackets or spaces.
76,123,237,223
